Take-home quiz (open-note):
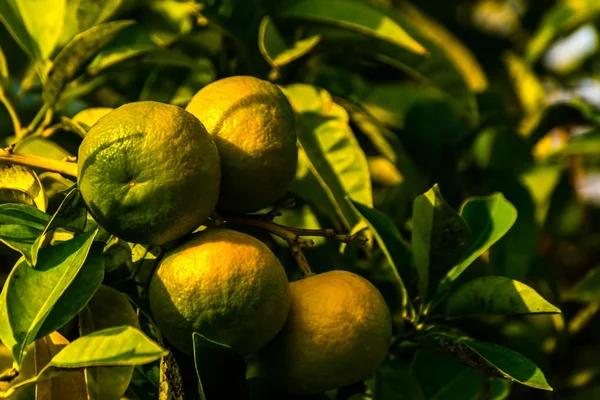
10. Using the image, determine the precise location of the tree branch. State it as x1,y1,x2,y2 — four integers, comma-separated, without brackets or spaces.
0,149,77,177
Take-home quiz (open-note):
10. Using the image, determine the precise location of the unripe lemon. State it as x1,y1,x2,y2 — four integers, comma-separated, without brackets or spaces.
257,270,392,394
78,101,221,246
149,228,291,356
185,76,297,213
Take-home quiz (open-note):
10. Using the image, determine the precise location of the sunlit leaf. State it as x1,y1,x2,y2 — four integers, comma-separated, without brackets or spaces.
30,186,88,266
44,20,135,105
0,46,8,89
440,193,517,293
0,0,66,61
284,84,372,230
278,0,426,55
34,331,87,400
526,1,600,64
0,326,167,399
412,184,470,304
0,229,98,366
13,136,71,161
396,3,488,93
0,164,46,212
258,15,321,68
79,285,141,400
504,52,546,136
423,333,552,391
443,276,561,318
0,203,49,264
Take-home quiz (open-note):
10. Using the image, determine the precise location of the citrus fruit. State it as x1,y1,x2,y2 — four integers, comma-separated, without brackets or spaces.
257,270,392,394
185,76,298,213
77,101,221,246
148,228,291,356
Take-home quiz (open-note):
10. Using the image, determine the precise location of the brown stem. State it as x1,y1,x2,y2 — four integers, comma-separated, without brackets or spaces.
0,150,77,177
223,213,367,245
222,213,314,247
264,197,296,220
288,242,314,277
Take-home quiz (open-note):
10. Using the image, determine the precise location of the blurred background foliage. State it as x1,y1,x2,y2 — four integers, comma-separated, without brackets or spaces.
3,0,600,398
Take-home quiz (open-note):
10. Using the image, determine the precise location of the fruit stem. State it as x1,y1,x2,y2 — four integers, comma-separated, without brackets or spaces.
288,242,314,276
218,213,315,247
221,212,368,245
0,148,78,177
0,92,22,135
19,103,50,138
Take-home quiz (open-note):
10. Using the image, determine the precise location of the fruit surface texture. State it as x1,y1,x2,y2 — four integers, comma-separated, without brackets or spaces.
257,270,392,394
77,101,221,246
186,76,297,213
149,228,291,356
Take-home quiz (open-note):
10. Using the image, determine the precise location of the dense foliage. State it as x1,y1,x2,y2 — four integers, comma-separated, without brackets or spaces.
1,0,600,399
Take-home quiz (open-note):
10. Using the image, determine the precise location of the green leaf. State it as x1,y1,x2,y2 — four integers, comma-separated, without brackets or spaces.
0,164,47,212
17,0,66,60
0,326,167,399
13,136,71,160
71,107,113,131
278,0,426,56
440,193,517,293
258,15,321,68
528,101,600,146
337,98,427,193
490,378,512,400
374,360,426,400
412,184,470,303
306,15,478,120
396,3,488,93
0,203,50,263
85,24,158,75
273,205,326,247
504,52,546,136
43,20,135,106
30,186,88,267
35,243,104,340
423,333,552,391
75,0,135,33
41,186,87,234
284,84,372,230
193,332,248,400
79,285,141,400
0,0,65,61
0,228,98,366
443,276,560,318
562,129,600,155
526,1,600,64
348,200,413,316
0,1,37,60
566,265,600,302
0,46,8,88
412,348,489,400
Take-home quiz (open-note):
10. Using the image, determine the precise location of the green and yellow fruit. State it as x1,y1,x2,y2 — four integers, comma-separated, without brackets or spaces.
257,270,392,395
77,101,221,246
186,76,298,213
149,228,291,356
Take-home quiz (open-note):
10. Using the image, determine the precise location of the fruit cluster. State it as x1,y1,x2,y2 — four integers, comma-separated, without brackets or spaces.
77,76,392,395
